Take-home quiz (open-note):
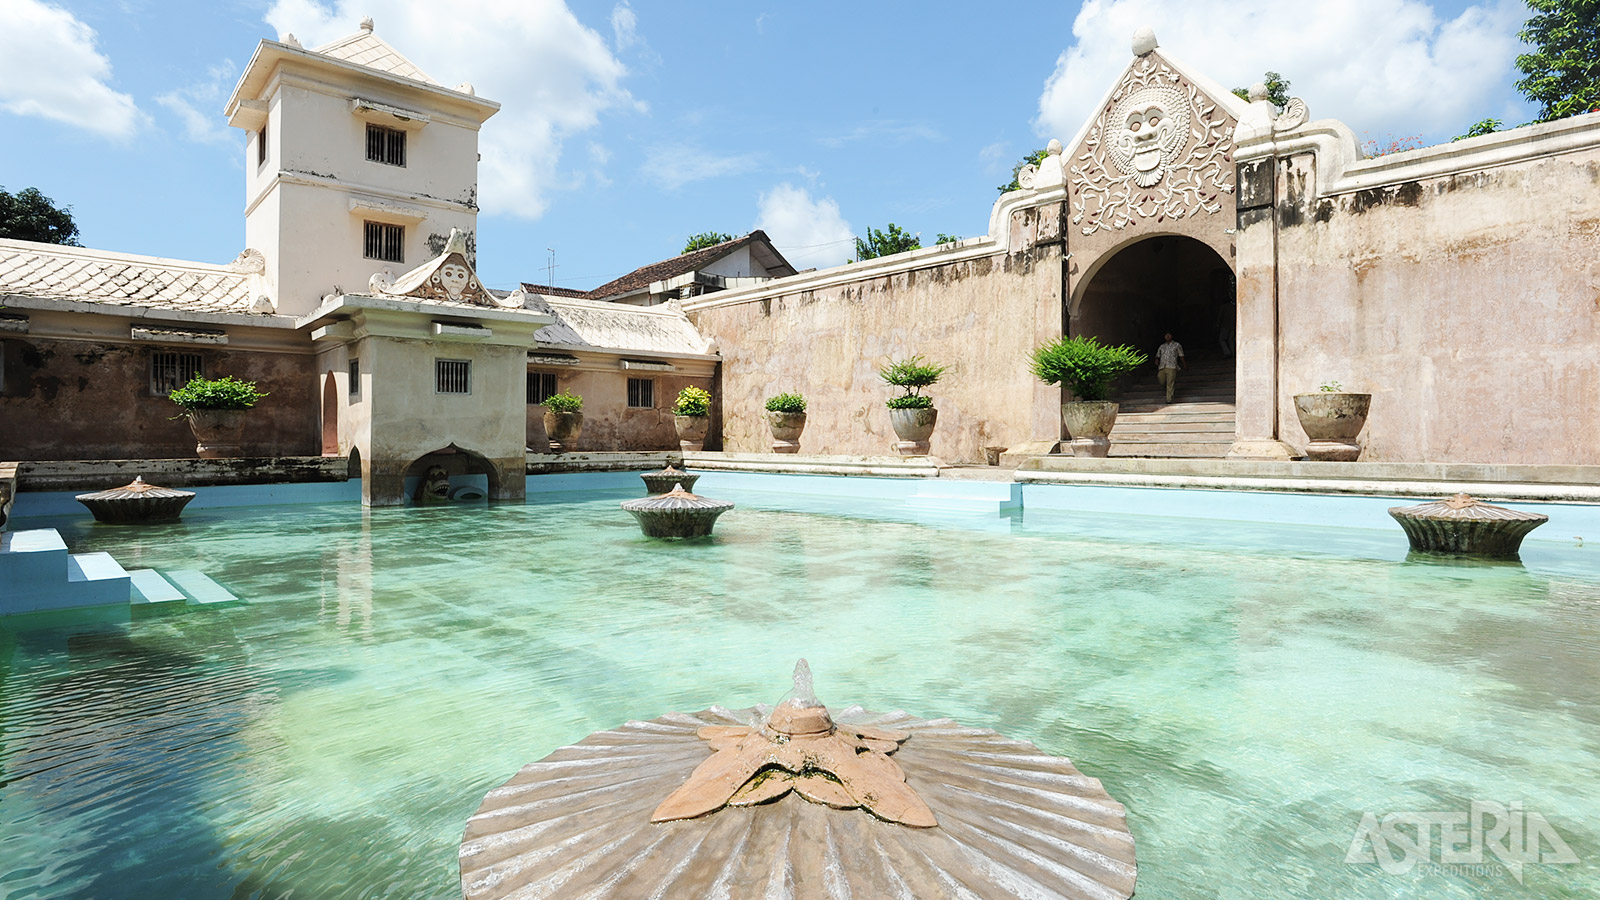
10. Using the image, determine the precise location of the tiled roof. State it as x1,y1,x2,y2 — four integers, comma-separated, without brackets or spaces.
0,240,260,316
314,32,438,85
535,297,712,357
585,231,789,301
516,283,592,299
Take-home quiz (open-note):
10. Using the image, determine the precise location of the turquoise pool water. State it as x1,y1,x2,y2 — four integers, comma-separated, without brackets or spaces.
2,483,1598,898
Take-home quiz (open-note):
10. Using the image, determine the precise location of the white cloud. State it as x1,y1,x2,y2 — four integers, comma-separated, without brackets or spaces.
755,183,854,270
644,144,758,190
1035,0,1525,143
610,2,639,50
265,0,638,219
155,61,238,146
0,0,143,138
978,141,1008,170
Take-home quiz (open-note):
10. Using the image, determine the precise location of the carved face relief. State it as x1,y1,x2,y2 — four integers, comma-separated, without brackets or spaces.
1107,85,1190,188
438,262,470,300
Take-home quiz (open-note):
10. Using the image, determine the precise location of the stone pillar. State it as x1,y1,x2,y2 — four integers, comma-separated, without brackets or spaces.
363,456,408,507
1228,155,1295,459
490,457,526,502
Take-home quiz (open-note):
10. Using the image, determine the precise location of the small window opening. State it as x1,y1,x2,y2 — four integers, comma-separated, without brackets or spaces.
348,358,361,399
627,378,654,409
364,221,404,263
527,371,558,404
366,123,406,166
151,352,203,395
436,359,471,394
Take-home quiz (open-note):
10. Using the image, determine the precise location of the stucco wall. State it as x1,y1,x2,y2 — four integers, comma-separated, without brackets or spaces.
689,204,1067,464
1271,147,1600,464
0,334,317,460
525,364,716,452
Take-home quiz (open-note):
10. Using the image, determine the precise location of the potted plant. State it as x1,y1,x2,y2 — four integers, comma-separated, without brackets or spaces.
168,374,268,459
765,392,807,454
673,385,713,451
541,390,583,453
879,356,947,456
1028,336,1146,457
1294,381,1372,461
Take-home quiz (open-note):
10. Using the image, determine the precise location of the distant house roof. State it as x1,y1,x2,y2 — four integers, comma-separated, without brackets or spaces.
533,296,714,358
581,231,795,302
0,239,267,320
313,29,438,85
517,284,592,300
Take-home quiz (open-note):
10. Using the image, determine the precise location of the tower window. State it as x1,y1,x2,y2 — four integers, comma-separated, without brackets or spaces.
348,358,360,399
527,371,558,404
366,123,406,166
257,120,268,166
364,221,404,263
436,359,471,394
627,378,654,409
151,352,203,395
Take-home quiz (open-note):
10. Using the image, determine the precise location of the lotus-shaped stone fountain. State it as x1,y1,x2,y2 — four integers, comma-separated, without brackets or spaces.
639,464,699,495
75,476,196,524
1388,493,1548,559
620,483,732,538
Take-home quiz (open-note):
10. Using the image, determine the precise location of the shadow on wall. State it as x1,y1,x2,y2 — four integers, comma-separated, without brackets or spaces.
402,444,495,503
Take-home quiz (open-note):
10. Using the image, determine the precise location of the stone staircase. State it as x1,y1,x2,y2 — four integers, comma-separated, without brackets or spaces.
1,527,239,615
1108,355,1236,458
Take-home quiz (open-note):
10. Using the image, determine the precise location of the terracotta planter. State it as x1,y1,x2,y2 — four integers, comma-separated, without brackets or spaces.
186,408,247,459
1061,400,1119,458
1294,392,1371,461
675,414,710,452
767,411,806,454
888,406,937,456
542,410,583,452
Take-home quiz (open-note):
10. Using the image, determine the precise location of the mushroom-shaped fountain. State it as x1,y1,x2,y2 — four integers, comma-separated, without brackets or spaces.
639,463,699,495
75,477,196,524
460,660,1137,899
1388,493,1549,559
620,483,732,538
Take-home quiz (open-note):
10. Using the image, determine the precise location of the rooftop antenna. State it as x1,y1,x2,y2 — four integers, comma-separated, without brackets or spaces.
546,248,558,291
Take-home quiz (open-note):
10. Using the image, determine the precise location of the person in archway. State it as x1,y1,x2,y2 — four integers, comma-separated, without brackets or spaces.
1156,332,1185,402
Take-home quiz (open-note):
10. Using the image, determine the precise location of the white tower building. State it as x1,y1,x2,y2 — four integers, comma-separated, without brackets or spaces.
223,18,500,317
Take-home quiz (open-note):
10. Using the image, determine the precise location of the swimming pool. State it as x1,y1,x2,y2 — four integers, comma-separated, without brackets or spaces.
2,475,1596,898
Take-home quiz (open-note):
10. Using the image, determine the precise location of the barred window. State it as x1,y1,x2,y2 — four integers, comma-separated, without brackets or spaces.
364,221,404,263
527,371,558,404
436,359,471,394
151,352,203,395
348,358,360,399
627,378,654,409
366,123,406,166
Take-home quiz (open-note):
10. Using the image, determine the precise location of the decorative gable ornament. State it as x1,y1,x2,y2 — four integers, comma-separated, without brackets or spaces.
369,228,495,305
1069,30,1238,235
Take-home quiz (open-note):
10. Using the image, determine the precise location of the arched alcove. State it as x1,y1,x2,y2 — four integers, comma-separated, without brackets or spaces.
1070,234,1234,354
321,371,339,457
402,443,500,504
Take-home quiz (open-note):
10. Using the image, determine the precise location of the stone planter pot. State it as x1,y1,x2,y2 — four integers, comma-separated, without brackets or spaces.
1061,400,1119,458
767,411,807,454
186,409,247,459
542,410,583,452
1294,392,1371,461
675,414,711,452
888,406,937,456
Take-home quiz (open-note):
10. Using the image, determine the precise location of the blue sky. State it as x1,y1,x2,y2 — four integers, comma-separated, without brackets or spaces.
0,0,1541,294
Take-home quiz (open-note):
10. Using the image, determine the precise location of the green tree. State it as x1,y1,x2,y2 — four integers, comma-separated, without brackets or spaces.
1231,71,1292,110
0,186,82,245
1515,0,1600,122
854,223,920,261
935,233,960,245
1453,117,1505,141
681,231,734,254
997,148,1049,193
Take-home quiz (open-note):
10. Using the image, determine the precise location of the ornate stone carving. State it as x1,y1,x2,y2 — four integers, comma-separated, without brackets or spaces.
1070,54,1236,235
370,228,495,306
227,248,266,274
1274,97,1310,132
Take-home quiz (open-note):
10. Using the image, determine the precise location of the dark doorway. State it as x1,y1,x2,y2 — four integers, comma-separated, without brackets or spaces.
1072,235,1234,359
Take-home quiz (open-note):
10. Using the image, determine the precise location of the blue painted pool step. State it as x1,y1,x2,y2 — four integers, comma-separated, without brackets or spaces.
905,481,1022,513
2,528,239,615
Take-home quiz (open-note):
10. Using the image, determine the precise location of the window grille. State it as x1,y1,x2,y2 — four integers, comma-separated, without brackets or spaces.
348,358,360,399
366,123,406,166
527,371,558,404
436,359,471,394
364,221,404,262
151,352,203,395
627,378,654,409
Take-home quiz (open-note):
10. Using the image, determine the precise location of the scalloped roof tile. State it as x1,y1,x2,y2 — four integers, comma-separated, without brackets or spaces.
313,32,438,85
0,239,259,316
534,297,712,357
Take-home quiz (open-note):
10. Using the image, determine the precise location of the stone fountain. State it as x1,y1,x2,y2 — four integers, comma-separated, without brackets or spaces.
620,483,733,538
639,463,699,495
1388,493,1548,559
75,477,196,524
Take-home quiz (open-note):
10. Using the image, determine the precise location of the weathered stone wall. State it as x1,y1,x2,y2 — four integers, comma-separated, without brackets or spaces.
1271,146,1600,464
524,365,717,452
0,335,318,460
688,204,1066,464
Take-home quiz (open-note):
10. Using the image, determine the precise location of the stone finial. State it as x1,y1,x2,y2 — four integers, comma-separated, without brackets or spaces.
456,82,477,96
360,16,374,32
251,295,276,314
442,227,471,257
1047,138,1063,156
283,33,302,48
1132,26,1158,57
1248,82,1269,103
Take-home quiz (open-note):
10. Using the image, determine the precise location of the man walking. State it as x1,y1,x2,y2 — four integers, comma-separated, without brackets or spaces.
1156,332,1185,403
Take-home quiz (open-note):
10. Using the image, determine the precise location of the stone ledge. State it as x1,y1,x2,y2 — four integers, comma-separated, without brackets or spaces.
16,457,350,493
680,452,946,479
526,451,673,474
